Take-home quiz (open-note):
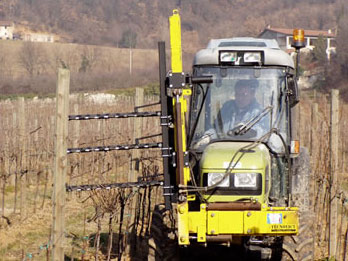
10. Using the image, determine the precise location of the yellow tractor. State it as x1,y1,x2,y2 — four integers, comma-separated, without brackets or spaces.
151,10,313,260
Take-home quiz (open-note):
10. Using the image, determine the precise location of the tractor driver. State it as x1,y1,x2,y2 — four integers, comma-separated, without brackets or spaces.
215,79,264,137
192,79,267,149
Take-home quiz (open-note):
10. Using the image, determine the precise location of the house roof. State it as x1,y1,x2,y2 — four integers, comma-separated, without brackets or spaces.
0,21,13,27
259,27,336,38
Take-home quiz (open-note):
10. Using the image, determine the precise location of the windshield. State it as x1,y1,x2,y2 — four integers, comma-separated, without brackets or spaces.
189,67,289,153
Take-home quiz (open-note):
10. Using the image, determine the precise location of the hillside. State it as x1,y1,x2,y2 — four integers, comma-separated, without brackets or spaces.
0,0,344,49
0,0,348,99
0,40,160,96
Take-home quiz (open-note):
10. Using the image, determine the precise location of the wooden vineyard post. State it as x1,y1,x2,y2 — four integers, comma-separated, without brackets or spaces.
329,89,339,258
125,88,144,255
131,87,144,182
52,68,70,261
19,97,27,220
9,113,16,186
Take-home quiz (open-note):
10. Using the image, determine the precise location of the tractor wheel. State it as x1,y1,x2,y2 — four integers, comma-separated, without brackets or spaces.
148,204,178,261
281,147,314,261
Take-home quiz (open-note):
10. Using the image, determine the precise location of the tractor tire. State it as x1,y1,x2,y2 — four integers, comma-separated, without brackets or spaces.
148,204,178,261
281,147,315,261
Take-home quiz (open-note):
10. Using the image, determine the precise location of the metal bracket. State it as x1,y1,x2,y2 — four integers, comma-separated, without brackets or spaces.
171,152,177,167
161,151,188,168
168,72,186,88
163,185,175,196
184,151,189,167
160,115,173,127
161,147,173,158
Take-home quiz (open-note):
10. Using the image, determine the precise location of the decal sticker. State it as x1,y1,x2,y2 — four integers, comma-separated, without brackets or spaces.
267,213,283,224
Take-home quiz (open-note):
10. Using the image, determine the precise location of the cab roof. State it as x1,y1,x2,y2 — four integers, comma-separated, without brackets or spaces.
193,37,294,69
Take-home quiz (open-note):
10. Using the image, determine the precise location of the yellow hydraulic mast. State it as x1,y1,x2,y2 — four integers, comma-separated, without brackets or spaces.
169,9,190,245
169,10,183,73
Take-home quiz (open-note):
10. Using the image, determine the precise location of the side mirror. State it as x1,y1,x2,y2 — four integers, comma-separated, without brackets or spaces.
288,77,299,107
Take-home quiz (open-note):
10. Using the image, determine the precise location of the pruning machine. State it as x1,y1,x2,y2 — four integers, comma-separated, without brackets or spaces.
158,10,309,259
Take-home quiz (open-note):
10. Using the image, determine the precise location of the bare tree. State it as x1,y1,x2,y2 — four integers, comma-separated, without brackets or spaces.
18,42,47,77
79,46,101,73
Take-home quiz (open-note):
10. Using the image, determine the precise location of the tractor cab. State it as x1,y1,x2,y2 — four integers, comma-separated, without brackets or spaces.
189,38,297,153
186,38,299,206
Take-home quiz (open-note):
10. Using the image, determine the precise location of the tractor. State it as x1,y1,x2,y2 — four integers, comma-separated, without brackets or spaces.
151,10,313,260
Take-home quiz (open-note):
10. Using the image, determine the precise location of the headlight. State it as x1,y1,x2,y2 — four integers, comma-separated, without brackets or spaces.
234,173,257,188
207,173,230,187
244,52,261,63
220,52,237,63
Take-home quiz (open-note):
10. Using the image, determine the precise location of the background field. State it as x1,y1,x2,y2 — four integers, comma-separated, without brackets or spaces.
0,87,348,260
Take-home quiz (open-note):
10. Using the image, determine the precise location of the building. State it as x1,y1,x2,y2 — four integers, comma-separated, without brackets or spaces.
258,26,336,59
23,32,54,43
0,21,14,40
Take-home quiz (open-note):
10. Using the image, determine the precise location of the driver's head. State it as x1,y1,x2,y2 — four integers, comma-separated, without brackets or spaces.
234,79,258,109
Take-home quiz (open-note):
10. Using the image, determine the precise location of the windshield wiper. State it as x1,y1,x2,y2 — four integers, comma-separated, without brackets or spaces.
234,106,273,135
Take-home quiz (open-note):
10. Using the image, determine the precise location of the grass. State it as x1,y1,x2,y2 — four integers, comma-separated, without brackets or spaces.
4,185,15,194
340,180,348,192
0,241,20,259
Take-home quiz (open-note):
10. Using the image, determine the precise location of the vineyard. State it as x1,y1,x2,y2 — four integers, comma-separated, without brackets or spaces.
1,83,348,260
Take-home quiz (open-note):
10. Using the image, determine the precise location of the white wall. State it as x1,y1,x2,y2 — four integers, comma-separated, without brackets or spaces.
0,25,13,39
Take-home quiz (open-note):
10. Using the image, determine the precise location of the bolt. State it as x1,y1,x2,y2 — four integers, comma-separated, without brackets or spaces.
211,230,215,234
247,229,252,233
178,194,186,202
178,206,185,214
201,205,205,210
180,236,186,243
284,215,287,219
200,237,204,240
247,212,251,217
211,213,215,217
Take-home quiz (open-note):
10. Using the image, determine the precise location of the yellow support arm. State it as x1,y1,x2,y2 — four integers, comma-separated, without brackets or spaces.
169,9,190,245
169,9,183,73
